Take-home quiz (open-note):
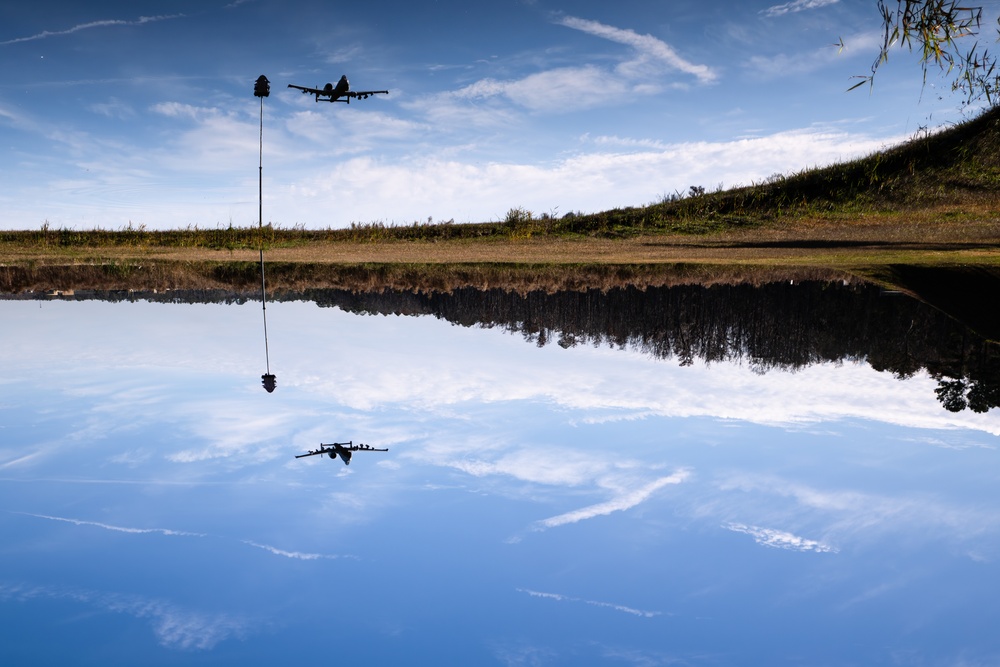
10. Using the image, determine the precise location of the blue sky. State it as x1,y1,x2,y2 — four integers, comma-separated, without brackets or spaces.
1,0,993,229
2,298,1000,663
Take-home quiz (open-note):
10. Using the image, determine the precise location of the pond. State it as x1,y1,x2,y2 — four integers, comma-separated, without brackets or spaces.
2,279,998,665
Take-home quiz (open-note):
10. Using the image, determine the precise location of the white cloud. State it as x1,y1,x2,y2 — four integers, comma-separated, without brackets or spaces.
160,401,299,466
746,30,884,79
517,65,634,111
0,15,185,46
410,15,718,124
557,16,717,84
716,474,1000,546
0,582,253,650
450,78,511,101
13,512,206,537
428,65,629,114
12,512,357,562
518,588,661,618
323,45,364,63
725,522,838,552
89,98,136,120
536,471,690,529
0,451,46,469
241,540,351,560
761,0,839,18
284,107,427,152
263,125,904,226
150,102,217,120
446,447,622,486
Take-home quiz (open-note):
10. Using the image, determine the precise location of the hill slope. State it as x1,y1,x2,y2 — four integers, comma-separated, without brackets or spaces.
564,105,1000,237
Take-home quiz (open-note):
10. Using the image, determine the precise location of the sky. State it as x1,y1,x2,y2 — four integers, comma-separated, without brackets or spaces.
2,296,999,664
2,0,996,230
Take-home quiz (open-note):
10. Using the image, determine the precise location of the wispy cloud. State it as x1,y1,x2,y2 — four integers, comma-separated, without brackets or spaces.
557,16,717,83
241,540,353,561
0,582,253,650
12,512,206,537
761,0,839,18
423,15,718,118
166,404,294,463
12,511,360,562
431,64,627,113
0,452,46,469
518,588,661,618
716,474,1000,546
150,101,219,121
535,471,690,529
746,30,883,79
0,15,184,46
725,522,838,553
88,98,136,120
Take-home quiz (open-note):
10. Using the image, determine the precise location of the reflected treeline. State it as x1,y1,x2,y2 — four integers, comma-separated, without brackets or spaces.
6,281,998,413
303,281,1000,414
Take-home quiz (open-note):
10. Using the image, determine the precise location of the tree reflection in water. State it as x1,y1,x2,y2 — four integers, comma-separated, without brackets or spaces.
6,278,998,412
305,280,1000,414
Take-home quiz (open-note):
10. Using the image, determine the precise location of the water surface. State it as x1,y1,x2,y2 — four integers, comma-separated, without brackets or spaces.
2,281,998,665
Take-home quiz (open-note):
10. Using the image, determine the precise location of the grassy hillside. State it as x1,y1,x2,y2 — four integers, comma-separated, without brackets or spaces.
4,106,1000,250
518,104,1000,238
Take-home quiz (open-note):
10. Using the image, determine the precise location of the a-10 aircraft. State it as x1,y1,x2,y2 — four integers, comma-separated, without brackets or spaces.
287,75,388,103
295,441,388,465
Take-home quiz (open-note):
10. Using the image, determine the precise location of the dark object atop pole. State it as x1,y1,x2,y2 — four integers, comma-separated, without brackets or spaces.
254,75,270,98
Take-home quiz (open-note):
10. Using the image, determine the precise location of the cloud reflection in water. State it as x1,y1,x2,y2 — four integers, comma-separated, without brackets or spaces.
1,291,998,664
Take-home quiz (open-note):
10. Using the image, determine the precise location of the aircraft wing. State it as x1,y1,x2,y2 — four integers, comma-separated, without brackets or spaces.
330,443,389,452
294,448,328,459
346,90,389,100
294,441,388,459
287,84,324,95
295,441,387,456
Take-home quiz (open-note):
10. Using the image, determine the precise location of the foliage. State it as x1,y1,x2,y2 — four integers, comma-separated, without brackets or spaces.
853,0,1000,105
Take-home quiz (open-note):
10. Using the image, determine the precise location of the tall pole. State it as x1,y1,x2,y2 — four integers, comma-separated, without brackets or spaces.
259,93,269,376
254,75,275,393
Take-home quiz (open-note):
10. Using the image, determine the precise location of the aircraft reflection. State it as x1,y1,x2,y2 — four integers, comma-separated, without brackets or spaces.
295,441,388,465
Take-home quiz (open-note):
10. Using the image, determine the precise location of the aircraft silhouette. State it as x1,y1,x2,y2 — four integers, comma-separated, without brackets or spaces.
294,441,388,465
287,75,388,103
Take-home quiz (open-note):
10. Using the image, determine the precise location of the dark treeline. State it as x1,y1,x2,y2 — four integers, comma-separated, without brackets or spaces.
304,281,1000,413
6,281,998,412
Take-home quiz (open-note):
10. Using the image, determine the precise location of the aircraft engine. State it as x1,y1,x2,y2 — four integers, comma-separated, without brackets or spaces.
328,451,337,459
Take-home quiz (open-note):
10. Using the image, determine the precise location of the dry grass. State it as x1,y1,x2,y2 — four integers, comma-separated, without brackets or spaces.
5,210,998,266
2,217,998,294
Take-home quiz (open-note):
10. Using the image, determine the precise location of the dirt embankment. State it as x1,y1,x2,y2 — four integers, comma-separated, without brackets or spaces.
0,259,859,295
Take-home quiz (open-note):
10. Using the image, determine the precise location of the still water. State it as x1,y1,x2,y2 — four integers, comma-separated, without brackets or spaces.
1,281,998,665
